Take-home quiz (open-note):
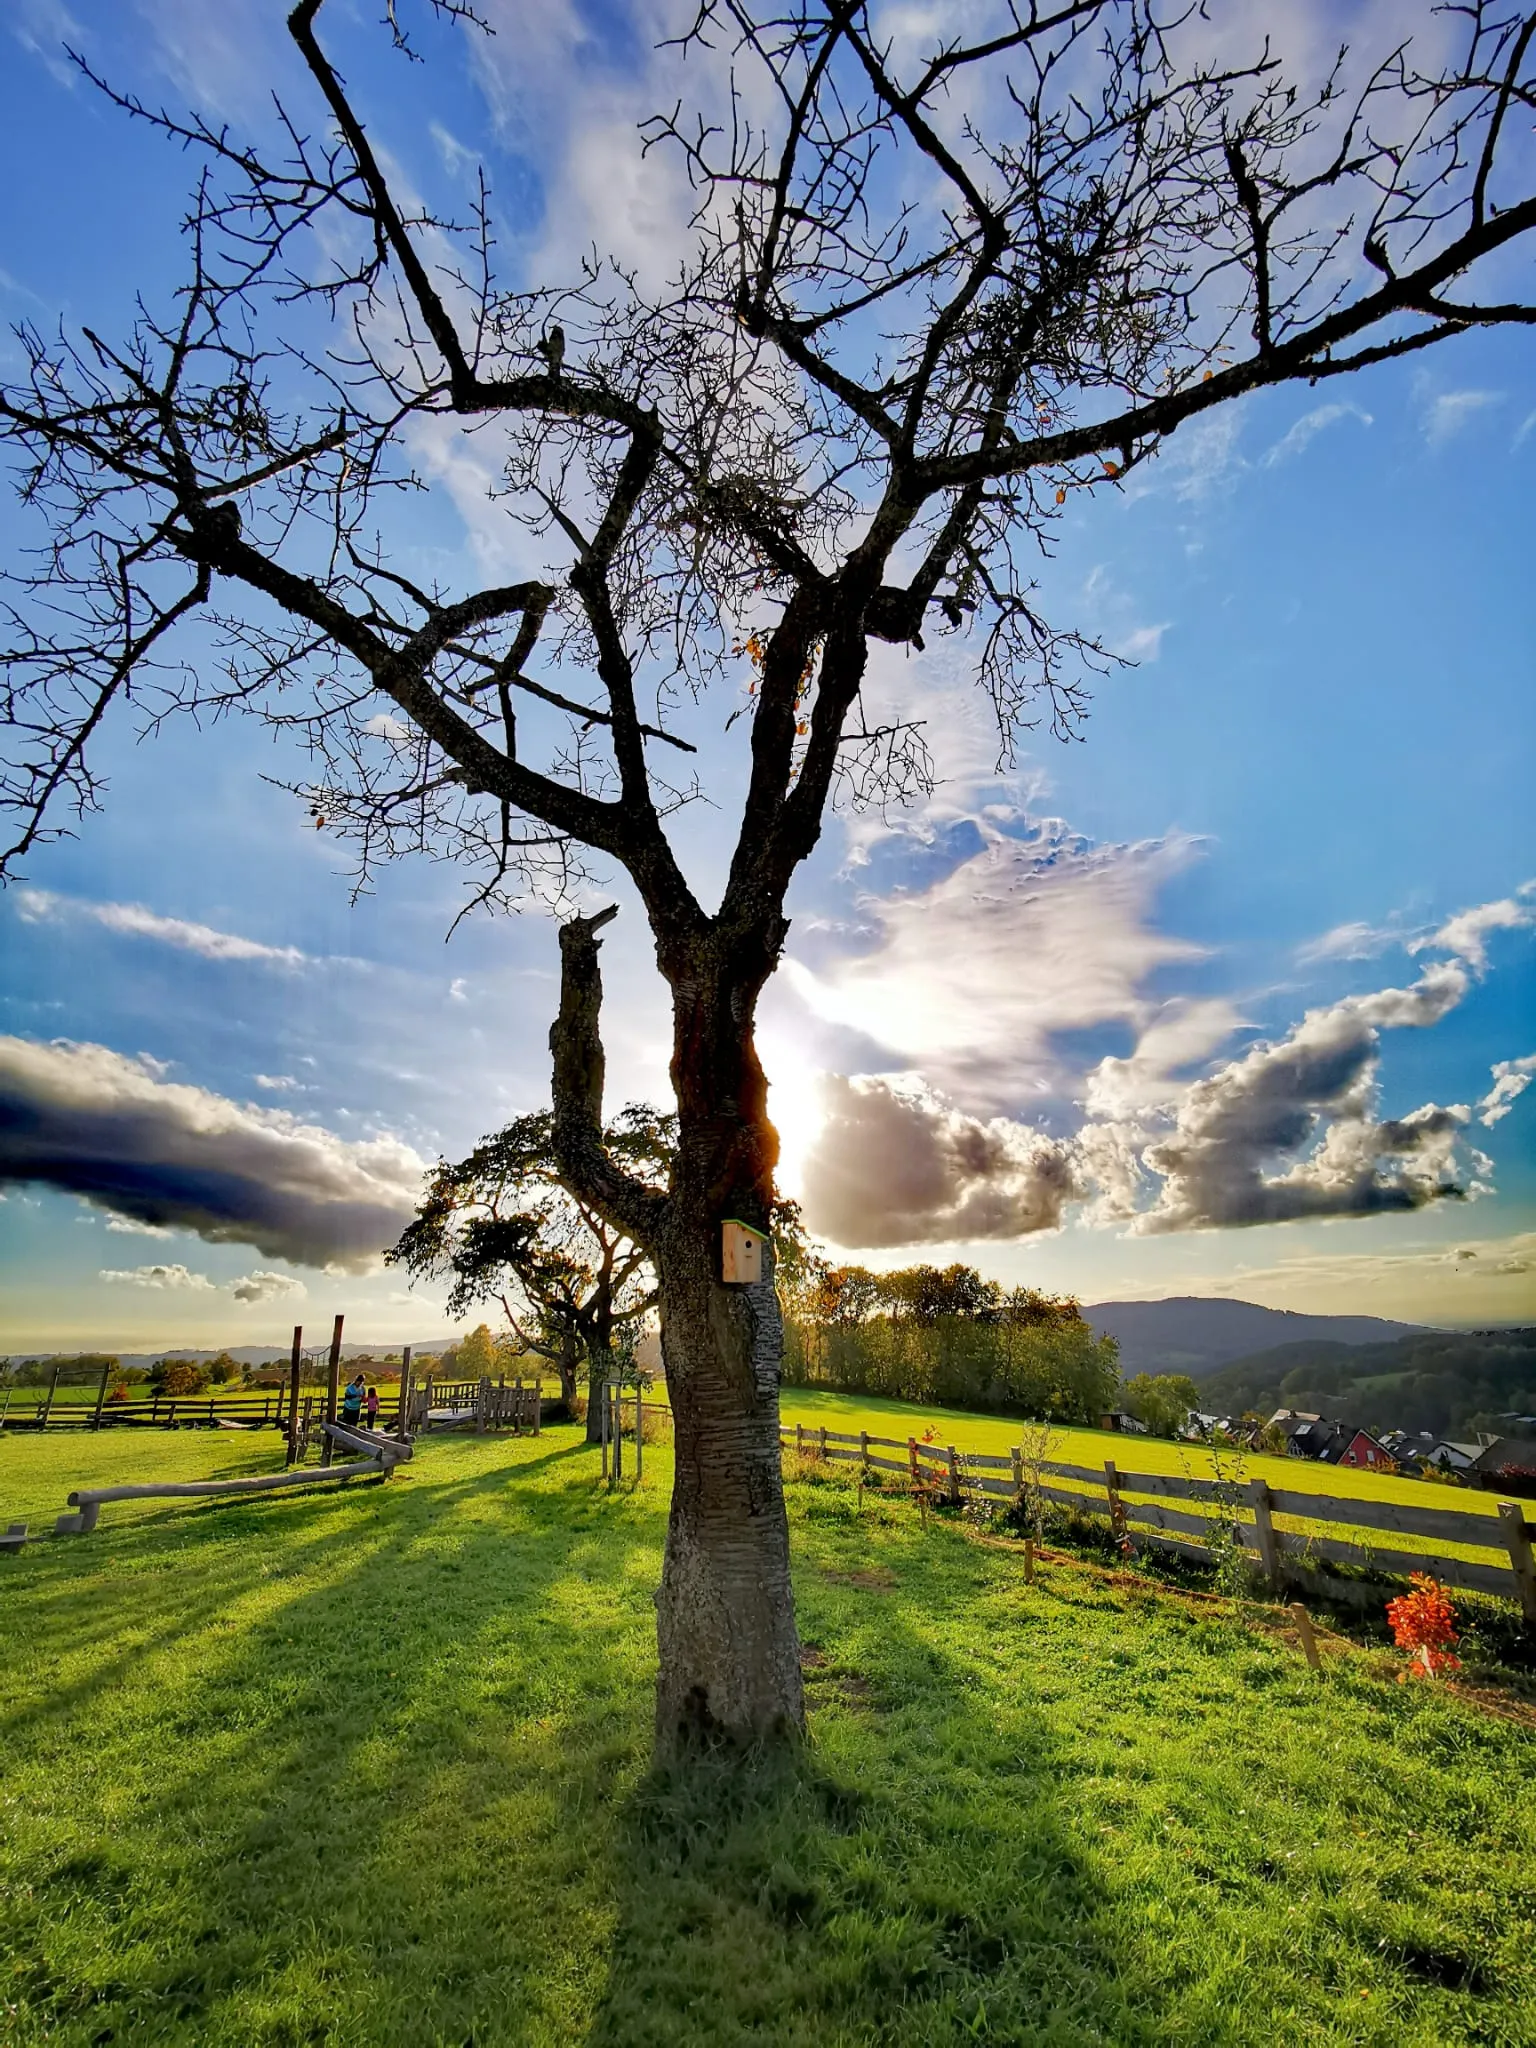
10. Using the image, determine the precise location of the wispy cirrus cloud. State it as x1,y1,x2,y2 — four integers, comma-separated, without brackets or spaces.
784,818,1213,1112
15,888,309,968
1263,401,1372,466
1422,388,1503,447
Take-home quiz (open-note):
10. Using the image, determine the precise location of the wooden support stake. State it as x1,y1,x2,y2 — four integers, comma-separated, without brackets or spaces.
1248,1477,1282,1590
41,1363,59,1428
1289,1601,1322,1672
321,1312,344,1467
1024,1538,1035,1586
533,1376,541,1437
285,1325,304,1467
1498,1501,1536,1623
396,1346,412,1442
1103,1460,1126,1544
91,1361,110,1432
613,1383,623,1483
634,1391,643,1480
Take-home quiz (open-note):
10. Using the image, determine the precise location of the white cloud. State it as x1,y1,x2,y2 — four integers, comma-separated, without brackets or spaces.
1516,409,1536,450
449,978,469,1003
1423,389,1503,448
15,888,307,968
1410,885,1535,972
0,1037,427,1270
100,1262,216,1292
1126,962,1475,1235
1112,622,1172,662
1478,1054,1536,1128
254,1074,301,1092
230,1270,307,1305
1263,401,1371,466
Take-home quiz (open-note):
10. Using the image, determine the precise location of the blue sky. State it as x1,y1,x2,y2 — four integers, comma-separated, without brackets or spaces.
0,0,1533,1351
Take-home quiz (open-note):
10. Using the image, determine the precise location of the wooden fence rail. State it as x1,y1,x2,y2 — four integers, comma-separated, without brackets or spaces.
779,1427,1536,1618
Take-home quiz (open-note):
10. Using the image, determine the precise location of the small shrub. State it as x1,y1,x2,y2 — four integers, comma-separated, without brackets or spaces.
1386,1574,1461,1679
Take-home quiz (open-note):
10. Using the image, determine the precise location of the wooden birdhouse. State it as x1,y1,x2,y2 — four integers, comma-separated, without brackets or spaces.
721,1219,764,1285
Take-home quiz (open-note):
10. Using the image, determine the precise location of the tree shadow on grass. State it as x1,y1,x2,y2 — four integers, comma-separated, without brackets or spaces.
586,1633,1163,2048
1,1429,664,2044
3,1436,1173,2047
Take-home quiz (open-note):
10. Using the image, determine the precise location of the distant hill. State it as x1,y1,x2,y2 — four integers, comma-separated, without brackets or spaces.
1199,1327,1536,1442
1081,1297,1431,1379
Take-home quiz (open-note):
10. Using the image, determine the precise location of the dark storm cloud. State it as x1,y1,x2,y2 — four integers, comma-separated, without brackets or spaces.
0,1037,426,1271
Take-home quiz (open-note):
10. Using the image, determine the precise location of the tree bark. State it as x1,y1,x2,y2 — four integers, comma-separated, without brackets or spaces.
651,1208,803,1754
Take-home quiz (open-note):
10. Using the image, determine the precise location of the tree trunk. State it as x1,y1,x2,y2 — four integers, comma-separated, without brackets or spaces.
548,905,803,1757
652,1210,804,1755
585,1336,611,1445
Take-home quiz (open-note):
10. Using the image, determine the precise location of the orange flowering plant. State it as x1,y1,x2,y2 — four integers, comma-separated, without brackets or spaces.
1385,1575,1461,1679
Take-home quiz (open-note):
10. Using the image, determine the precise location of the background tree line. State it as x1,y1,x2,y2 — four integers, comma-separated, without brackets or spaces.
780,1257,1121,1424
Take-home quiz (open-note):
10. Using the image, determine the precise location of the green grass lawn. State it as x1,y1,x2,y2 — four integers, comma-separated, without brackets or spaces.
2,1426,1535,2046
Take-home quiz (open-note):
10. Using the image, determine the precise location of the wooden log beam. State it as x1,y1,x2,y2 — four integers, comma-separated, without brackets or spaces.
66,1458,385,1523
322,1420,411,1462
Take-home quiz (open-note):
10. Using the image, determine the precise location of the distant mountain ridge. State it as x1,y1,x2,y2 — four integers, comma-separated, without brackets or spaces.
1081,1297,1432,1380
2,1340,457,1370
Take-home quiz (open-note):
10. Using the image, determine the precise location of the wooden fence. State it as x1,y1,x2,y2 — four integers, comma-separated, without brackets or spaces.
2,1388,311,1433
780,1423,1536,1621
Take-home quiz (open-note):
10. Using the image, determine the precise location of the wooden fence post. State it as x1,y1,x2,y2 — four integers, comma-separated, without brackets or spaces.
908,1437,919,1487
1024,1537,1036,1585
321,1312,344,1468
1289,1602,1322,1672
860,1430,869,1475
91,1362,110,1431
285,1325,303,1467
533,1376,541,1437
1011,1447,1023,1503
819,1424,828,1464
1248,1478,1282,1590
946,1445,960,1506
634,1390,643,1479
1103,1460,1126,1544
1498,1502,1536,1623
796,1422,805,1459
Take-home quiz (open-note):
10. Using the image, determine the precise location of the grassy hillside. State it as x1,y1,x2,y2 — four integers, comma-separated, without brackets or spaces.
3,1425,1536,2046
1200,1328,1536,1441
777,1385,1533,1524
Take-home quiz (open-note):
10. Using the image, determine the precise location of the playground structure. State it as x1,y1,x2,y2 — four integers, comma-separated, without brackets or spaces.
1,1316,565,1552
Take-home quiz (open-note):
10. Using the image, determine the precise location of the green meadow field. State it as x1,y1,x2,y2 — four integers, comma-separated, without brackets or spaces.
3,1420,1536,2046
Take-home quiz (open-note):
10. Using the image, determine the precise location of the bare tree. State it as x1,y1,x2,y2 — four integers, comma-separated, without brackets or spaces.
2,0,1533,1752
388,1106,670,1441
